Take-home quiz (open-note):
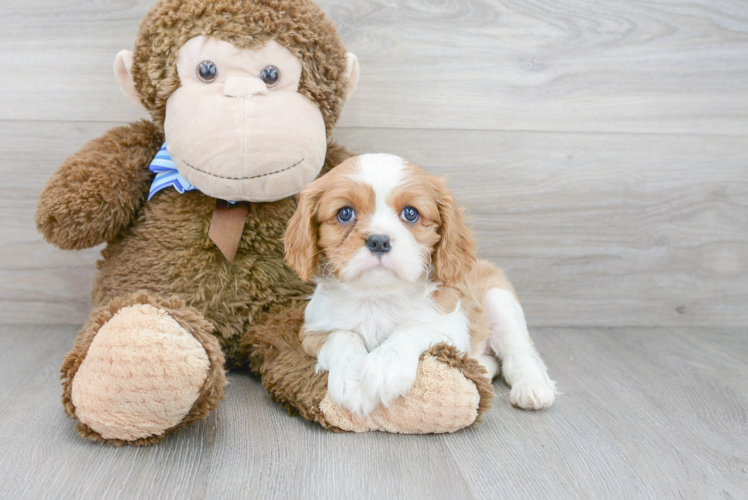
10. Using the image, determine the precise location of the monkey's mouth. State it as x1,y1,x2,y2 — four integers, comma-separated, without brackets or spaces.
181,159,305,180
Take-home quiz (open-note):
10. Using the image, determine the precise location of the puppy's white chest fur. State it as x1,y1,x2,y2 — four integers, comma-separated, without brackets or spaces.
304,279,470,352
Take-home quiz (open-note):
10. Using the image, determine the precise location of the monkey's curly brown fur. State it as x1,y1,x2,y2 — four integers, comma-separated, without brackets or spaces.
36,120,162,250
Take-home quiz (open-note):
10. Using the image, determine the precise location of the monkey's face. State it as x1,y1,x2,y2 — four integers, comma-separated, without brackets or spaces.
163,36,328,202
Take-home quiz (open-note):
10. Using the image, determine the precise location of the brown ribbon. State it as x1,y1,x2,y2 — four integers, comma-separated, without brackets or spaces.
208,200,250,264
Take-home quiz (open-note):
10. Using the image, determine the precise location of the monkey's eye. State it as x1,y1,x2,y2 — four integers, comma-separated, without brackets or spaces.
197,60,218,83
401,206,419,223
336,207,355,223
260,65,280,87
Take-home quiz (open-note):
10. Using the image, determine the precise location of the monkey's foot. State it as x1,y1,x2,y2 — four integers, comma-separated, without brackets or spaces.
320,344,494,434
62,292,226,445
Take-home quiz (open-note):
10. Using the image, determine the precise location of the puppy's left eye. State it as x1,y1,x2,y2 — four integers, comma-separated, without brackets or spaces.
337,207,356,223
401,206,419,223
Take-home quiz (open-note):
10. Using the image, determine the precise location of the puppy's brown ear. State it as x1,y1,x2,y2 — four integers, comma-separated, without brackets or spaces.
285,185,322,281
433,176,477,286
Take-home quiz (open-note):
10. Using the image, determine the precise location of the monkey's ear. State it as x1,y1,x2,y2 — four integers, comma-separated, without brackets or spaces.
114,50,145,109
343,53,360,101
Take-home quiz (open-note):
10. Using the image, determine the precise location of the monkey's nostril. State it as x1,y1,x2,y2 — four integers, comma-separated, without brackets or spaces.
365,234,391,255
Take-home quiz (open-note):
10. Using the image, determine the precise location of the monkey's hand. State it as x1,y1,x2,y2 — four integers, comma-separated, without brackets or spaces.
36,120,163,250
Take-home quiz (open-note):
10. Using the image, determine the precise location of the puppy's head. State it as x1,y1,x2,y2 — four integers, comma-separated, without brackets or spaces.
285,154,476,287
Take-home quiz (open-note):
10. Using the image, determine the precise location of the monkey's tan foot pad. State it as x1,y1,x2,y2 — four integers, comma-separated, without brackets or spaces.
320,344,494,434
62,292,227,445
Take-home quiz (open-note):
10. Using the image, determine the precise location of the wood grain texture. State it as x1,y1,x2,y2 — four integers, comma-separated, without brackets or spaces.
0,324,745,499
0,0,747,134
2,120,746,326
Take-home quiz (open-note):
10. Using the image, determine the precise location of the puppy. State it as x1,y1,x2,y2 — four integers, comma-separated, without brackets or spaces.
284,154,556,415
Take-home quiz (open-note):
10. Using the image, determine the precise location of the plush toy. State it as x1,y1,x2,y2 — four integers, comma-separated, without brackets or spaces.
35,0,493,445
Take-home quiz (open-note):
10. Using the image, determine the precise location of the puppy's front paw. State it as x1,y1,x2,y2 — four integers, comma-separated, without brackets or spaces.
510,377,556,410
358,347,420,414
325,363,367,415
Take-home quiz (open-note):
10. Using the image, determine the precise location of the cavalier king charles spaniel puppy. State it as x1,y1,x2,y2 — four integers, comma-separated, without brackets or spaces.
284,154,556,415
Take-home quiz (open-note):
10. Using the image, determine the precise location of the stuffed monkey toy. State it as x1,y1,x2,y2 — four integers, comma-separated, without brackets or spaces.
35,0,493,445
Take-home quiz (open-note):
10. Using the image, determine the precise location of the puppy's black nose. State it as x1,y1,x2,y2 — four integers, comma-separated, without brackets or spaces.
365,234,391,255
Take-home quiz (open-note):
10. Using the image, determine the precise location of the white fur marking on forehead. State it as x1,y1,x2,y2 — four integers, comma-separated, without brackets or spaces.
349,154,407,199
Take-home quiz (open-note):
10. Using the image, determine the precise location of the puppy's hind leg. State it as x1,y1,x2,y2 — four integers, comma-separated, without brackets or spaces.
484,288,557,410
476,353,500,380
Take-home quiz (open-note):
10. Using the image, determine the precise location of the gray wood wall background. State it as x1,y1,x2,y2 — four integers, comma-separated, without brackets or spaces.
1,0,746,328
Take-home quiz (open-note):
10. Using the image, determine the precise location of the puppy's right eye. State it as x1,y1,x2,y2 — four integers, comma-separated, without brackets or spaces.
336,207,356,223
401,206,419,223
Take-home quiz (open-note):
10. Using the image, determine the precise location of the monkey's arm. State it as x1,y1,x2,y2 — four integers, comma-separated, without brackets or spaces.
36,120,163,250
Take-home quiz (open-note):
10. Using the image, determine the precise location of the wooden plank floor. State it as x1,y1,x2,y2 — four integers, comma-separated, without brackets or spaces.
0,324,746,499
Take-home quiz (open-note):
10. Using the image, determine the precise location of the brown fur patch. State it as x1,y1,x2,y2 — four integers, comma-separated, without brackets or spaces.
35,120,163,250
468,259,516,299
300,328,330,358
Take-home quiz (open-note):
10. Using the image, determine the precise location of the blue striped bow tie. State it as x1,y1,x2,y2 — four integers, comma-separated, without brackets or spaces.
148,144,196,200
